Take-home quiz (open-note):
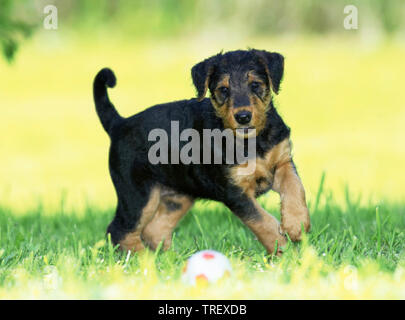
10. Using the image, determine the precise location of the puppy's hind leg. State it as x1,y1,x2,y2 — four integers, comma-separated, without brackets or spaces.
142,192,194,251
107,183,161,253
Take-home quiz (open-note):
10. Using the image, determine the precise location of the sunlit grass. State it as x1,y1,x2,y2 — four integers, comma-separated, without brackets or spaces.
0,195,404,299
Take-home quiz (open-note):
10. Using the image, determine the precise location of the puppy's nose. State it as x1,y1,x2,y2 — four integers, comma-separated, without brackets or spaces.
234,111,252,125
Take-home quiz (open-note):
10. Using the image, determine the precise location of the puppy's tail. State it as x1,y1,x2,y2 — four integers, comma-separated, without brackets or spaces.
93,68,122,135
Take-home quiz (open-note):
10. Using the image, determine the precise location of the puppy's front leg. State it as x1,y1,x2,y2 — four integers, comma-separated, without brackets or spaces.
272,160,310,241
227,195,287,255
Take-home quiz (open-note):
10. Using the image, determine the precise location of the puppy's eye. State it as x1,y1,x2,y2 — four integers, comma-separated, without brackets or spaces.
218,86,229,97
250,81,261,92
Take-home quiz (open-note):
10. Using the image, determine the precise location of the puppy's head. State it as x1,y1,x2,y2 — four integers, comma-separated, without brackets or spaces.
191,49,284,138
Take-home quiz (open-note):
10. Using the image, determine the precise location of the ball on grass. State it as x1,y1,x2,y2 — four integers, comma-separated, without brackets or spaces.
182,250,232,285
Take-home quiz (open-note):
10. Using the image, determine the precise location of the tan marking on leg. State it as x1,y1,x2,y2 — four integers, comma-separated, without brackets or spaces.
244,198,286,256
273,161,310,241
229,138,308,249
119,187,161,252
142,194,194,250
229,138,292,197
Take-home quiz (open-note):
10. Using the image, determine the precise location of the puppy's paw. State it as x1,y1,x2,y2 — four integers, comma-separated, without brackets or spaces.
281,212,310,242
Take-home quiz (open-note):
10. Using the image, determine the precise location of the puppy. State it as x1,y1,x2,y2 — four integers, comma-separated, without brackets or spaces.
93,49,310,255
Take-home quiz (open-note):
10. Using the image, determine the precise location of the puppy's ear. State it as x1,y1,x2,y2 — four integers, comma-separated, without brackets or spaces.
252,50,284,94
191,53,221,101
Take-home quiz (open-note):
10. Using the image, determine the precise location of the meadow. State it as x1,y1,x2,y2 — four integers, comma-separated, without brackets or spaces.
0,194,404,299
0,32,404,299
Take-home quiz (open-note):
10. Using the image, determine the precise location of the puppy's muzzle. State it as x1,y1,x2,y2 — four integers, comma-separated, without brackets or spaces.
234,111,252,125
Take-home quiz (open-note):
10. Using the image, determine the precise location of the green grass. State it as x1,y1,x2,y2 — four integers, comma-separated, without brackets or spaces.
1,187,404,299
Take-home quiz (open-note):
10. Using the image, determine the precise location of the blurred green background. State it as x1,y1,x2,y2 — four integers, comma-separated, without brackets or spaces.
3,0,405,50
1,0,404,212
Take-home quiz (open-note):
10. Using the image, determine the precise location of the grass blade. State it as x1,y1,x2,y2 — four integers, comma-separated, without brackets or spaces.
313,172,326,213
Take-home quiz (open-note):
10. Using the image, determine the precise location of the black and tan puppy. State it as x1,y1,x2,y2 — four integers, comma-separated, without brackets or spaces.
93,49,310,255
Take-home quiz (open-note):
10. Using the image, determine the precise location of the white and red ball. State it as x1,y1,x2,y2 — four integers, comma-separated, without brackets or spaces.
182,250,232,285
